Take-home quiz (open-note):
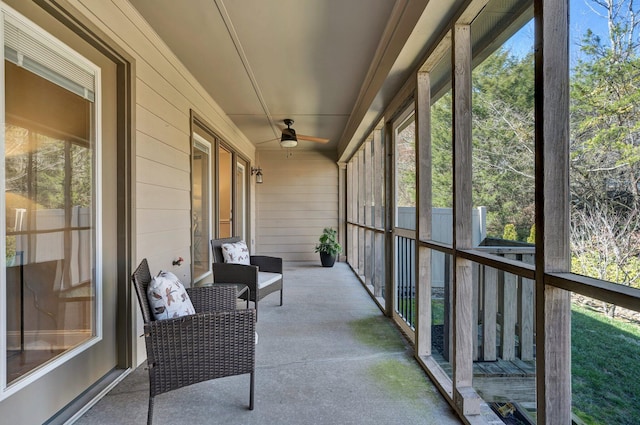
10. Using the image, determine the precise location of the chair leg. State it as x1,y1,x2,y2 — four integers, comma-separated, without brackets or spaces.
147,396,154,425
280,289,283,306
249,372,255,410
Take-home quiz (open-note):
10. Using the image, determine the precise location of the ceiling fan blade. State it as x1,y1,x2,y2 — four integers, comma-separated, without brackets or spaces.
297,134,330,144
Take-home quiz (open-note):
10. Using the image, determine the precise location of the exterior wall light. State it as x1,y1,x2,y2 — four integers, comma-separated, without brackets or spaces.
251,167,263,184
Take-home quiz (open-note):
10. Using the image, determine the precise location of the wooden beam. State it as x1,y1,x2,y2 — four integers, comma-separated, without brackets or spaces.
357,150,365,275
416,71,432,357
338,162,347,262
373,128,385,297
452,23,478,415
534,0,572,423
384,121,394,317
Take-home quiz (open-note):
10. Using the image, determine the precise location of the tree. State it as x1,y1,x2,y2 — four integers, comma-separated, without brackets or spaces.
471,49,535,240
570,0,640,308
503,223,518,241
430,49,536,241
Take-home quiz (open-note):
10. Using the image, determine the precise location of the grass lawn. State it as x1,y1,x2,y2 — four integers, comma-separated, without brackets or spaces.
407,299,639,424
571,304,640,425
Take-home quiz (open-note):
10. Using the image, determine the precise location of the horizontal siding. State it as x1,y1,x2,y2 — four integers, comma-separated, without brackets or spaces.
135,183,191,210
136,156,190,190
71,0,256,288
256,150,339,262
135,104,189,152
136,209,190,235
136,132,190,170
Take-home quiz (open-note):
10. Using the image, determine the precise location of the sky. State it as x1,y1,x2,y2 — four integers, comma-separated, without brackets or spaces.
504,0,612,65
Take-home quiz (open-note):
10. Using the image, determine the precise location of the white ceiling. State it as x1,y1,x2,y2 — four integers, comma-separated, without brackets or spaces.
129,0,527,157
128,0,454,155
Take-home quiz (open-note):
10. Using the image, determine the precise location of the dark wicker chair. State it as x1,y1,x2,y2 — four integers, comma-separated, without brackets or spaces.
131,259,255,425
211,237,283,320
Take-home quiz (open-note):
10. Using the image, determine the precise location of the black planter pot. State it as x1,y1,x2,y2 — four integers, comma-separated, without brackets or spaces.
319,252,336,267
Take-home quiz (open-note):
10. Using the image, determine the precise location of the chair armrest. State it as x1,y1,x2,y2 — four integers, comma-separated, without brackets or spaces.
144,310,256,396
187,285,237,312
213,263,259,283
250,256,283,273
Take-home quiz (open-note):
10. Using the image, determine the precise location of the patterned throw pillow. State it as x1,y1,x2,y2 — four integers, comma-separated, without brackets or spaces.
146,271,196,320
221,240,251,265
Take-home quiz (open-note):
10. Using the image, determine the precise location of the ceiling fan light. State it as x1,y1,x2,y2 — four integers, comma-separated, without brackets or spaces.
280,139,298,148
280,129,298,148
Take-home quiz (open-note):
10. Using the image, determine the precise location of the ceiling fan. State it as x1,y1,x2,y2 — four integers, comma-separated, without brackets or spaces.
277,119,330,148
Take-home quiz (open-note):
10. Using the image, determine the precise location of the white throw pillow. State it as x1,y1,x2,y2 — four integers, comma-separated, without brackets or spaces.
147,271,196,320
221,240,251,265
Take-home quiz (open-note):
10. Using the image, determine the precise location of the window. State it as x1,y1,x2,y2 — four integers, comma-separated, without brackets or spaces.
2,6,100,388
192,133,211,283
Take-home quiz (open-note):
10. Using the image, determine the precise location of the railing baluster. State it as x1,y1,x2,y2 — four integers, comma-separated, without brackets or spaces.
501,254,517,360
483,266,498,361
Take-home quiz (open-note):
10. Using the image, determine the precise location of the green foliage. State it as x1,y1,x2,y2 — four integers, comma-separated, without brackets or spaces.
314,227,343,256
572,253,640,290
471,50,535,238
396,119,416,207
430,48,536,238
431,93,453,209
569,4,640,290
527,224,535,244
502,223,518,241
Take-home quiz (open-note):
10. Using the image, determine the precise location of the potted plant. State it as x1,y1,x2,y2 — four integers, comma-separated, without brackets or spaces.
315,227,342,267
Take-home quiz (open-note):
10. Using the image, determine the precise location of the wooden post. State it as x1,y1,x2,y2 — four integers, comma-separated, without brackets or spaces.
357,150,366,276
373,128,384,298
416,71,432,357
384,121,395,317
535,0,572,423
452,23,479,415
338,162,347,262
351,157,359,273
364,141,374,285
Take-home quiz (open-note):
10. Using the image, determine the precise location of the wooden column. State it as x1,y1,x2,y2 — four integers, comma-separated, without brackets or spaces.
357,150,365,276
338,162,347,262
351,156,360,273
346,162,353,268
452,23,479,415
384,121,395,317
535,0,572,423
416,71,432,357
364,141,373,284
373,128,384,297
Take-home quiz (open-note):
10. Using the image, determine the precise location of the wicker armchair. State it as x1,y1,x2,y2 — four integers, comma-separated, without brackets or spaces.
131,259,255,425
211,237,283,320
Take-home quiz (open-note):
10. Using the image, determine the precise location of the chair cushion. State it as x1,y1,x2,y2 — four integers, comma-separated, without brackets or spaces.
147,271,196,320
258,271,282,289
221,240,251,265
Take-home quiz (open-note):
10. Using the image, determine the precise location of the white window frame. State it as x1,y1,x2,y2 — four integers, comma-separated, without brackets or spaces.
192,132,213,283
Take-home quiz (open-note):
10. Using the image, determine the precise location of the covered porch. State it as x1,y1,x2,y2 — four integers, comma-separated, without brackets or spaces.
73,262,466,425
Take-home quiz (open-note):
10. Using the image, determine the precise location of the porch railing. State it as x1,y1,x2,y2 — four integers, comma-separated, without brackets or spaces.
395,240,536,364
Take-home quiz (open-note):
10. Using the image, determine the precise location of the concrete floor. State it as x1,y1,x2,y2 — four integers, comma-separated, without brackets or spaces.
74,261,462,425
